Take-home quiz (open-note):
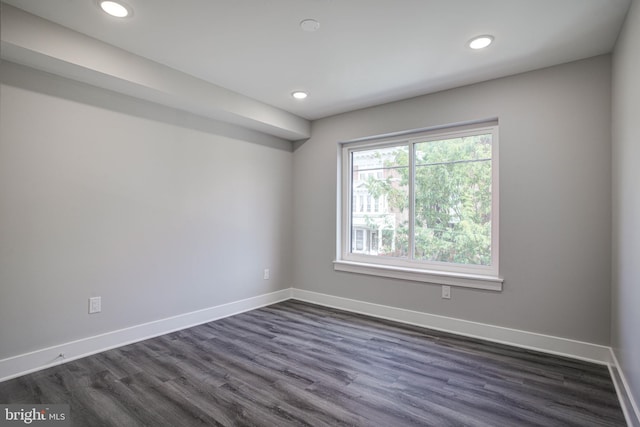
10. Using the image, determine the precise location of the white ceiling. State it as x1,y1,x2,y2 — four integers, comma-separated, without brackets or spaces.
1,0,631,121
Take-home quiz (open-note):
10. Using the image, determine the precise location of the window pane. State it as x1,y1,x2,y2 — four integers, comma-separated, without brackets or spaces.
351,146,409,258
413,134,492,265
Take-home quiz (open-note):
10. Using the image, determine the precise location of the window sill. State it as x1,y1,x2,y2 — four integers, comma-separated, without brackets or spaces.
333,260,503,291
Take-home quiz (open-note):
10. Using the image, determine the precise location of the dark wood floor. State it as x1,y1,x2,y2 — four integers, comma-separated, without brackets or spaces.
0,300,625,426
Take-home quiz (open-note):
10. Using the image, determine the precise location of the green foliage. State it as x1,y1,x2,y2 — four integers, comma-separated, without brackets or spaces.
365,135,492,265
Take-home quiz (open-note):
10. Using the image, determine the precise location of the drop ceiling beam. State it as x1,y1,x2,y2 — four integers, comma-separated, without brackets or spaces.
0,5,311,141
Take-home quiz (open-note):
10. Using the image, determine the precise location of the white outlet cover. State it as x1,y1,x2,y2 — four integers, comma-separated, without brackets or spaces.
89,297,101,314
442,285,451,299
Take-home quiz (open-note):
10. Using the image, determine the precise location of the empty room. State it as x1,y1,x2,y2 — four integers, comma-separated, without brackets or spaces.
1,0,639,426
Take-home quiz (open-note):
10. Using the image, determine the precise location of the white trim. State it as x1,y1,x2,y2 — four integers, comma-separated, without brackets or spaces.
1,285,628,414
290,288,611,365
491,125,500,272
334,260,503,290
609,349,640,427
338,118,500,145
0,288,293,382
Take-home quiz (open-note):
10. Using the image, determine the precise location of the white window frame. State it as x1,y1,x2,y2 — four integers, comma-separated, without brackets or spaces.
335,121,503,291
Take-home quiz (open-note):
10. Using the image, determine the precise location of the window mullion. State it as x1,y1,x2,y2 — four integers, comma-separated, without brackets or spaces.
408,142,416,261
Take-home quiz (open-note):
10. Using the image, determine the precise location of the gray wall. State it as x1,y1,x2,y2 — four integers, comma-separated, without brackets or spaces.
612,0,640,414
0,62,293,359
293,55,612,344
0,47,619,369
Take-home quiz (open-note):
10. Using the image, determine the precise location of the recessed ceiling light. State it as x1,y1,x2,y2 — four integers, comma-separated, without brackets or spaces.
468,35,494,50
300,19,320,32
99,1,131,18
292,91,308,100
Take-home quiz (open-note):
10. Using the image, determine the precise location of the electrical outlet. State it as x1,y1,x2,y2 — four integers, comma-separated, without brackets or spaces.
89,296,101,314
263,268,270,280
442,285,451,299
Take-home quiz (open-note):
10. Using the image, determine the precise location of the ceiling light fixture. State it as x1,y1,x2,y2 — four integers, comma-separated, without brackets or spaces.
468,35,494,49
292,91,308,100
300,19,320,32
99,1,131,18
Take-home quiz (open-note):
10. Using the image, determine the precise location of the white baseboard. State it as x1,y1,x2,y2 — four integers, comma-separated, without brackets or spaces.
0,288,293,382
291,289,612,365
610,349,640,427
0,287,622,391
3,286,636,423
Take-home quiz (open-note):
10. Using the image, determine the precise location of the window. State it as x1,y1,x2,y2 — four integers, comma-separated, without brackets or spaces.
336,123,503,290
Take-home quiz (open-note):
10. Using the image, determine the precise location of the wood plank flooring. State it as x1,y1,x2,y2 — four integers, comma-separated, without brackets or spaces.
0,300,625,426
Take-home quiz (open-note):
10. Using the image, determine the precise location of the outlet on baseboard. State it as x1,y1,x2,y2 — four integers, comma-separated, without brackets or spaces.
89,297,101,314
442,285,451,299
